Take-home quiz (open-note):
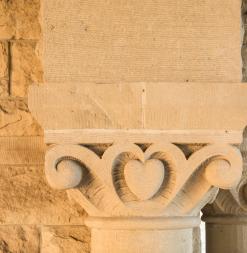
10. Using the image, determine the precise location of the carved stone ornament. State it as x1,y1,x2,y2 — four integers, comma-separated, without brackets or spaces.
45,140,242,218
29,81,247,253
43,130,243,253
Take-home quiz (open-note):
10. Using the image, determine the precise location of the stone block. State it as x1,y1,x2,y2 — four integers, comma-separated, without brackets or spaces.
41,226,90,253
0,42,9,96
29,82,247,132
0,0,41,40
43,0,241,83
29,83,143,129
0,225,39,253
0,97,42,136
11,41,43,97
0,165,86,225
145,82,247,130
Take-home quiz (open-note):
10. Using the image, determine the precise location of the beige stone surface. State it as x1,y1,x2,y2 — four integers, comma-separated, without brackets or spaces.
0,0,41,40
43,0,241,83
29,82,247,131
11,41,43,97
41,226,90,253
0,165,86,225
0,97,42,136
0,225,39,253
145,82,247,130
29,83,143,129
90,227,193,253
0,42,9,96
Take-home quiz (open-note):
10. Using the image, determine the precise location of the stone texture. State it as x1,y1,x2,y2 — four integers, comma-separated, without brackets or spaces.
145,82,247,130
0,225,40,253
0,41,9,96
29,83,143,129
43,0,241,83
0,137,44,165
0,97,42,136
11,41,43,97
242,0,247,81
0,0,41,40
41,226,90,253
29,82,247,131
0,165,86,225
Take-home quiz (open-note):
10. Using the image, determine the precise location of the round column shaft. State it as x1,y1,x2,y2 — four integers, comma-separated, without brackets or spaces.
86,217,200,253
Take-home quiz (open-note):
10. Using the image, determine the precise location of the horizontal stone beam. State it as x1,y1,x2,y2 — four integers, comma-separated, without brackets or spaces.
29,82,247,131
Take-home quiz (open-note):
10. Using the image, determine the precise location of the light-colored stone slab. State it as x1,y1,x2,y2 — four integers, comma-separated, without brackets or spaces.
29,82,247,132
0,42,9,96
29,83,143,129
145,82,247,130
45,129,243,145
43,0,241,83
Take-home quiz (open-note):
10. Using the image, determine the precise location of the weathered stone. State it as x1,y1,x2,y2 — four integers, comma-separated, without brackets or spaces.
0,165,86,225
41,226,90,253
0,225,39,253
0,42,9,96
11,41,43,97
0,0,41,40
0,97,42,136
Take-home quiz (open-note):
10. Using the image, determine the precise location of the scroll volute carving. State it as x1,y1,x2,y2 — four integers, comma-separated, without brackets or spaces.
45,142,242,217
203,130,247,217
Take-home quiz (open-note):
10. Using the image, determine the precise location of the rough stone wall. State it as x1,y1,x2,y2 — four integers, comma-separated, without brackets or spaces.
0,1,90,252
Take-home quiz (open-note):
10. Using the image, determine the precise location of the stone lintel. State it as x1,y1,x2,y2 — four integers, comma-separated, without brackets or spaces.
29,82,247,133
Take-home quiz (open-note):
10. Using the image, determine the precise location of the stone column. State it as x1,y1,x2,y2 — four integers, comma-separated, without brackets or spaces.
202,132,247,253
37,130,243,253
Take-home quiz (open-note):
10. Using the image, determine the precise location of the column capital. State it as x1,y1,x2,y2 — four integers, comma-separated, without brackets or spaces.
29,82,247,252
44,129,242,218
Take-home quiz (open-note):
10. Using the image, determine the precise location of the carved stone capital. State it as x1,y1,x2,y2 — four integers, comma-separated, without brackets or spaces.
41,130,243,253
45,136,242,219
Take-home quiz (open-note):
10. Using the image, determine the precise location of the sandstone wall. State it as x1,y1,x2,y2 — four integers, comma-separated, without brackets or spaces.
0,1,89,252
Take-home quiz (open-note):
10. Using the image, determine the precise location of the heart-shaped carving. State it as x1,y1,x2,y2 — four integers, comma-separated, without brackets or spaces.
124,159,165,201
